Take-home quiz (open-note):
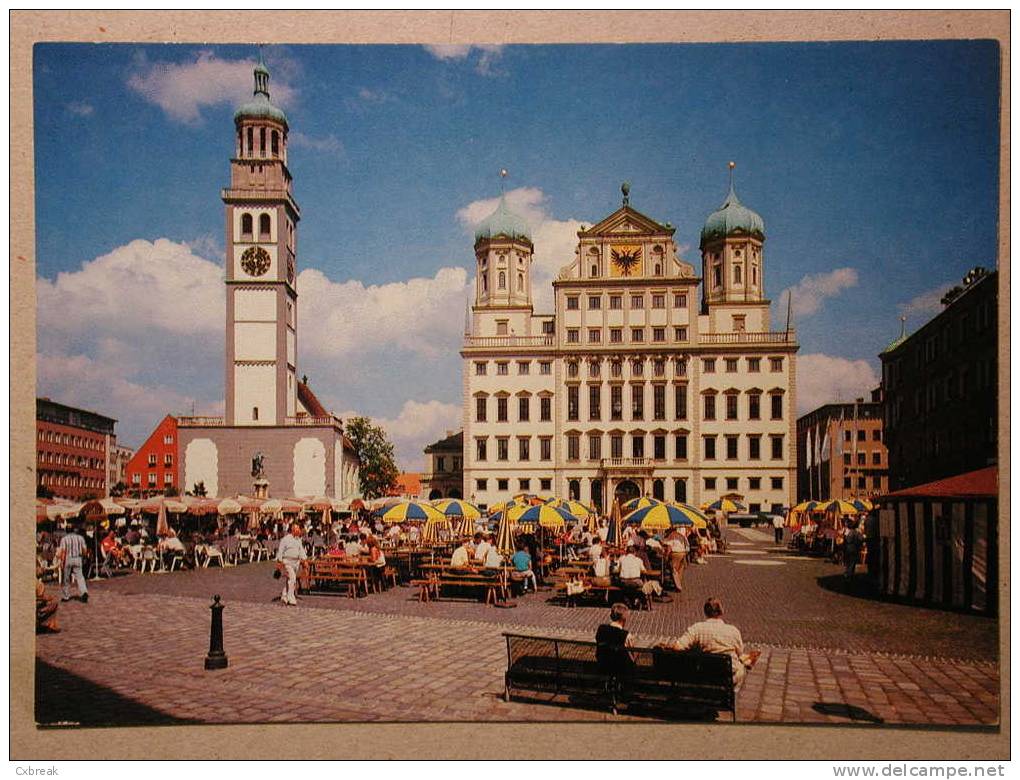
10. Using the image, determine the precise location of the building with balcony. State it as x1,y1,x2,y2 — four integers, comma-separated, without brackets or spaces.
796,389,888,503
36,397,117,501
880,267,997,491
176,58,359,499
421,430,464,500
461,176,798,513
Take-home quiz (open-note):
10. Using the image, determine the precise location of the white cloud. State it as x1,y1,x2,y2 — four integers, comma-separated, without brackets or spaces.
423,43,505,75
340,399,461,472
780,267,859,319
899,281,953,320
456,186,587,312
289,131,345,160
66,101,94,117
796,353,880,414
126,51,295,124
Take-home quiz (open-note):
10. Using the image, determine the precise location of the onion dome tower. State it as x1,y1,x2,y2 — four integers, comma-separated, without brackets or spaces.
473,171,534,309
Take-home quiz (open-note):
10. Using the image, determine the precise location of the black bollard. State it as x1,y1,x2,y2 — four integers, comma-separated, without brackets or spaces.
204,594,229,670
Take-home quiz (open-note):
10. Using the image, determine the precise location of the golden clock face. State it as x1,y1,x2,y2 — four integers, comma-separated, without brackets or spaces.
610,244,643,277
241,246,271,277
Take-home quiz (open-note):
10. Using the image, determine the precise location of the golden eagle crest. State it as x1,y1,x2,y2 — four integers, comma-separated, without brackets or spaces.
611,245,642,276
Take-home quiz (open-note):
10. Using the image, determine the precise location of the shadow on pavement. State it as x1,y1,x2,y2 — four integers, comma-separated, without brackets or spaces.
36,659,200,727
812,701,885,724
815,573,884,601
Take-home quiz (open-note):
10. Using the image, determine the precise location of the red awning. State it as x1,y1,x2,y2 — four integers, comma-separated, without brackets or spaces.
883,466,998,500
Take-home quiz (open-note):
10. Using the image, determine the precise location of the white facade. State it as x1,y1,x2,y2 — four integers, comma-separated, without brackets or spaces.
461,186,798,514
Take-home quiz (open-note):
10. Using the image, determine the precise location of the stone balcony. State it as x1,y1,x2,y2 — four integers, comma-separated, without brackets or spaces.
463,334,556,349
701,330,796,345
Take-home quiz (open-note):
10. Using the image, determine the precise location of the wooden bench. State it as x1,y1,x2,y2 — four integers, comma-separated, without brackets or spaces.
502,633,736,720
419,565,508,605
299,558,369,598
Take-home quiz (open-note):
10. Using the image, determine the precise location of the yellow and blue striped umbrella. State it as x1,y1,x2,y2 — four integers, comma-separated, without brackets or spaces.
432,499,482,521
818,499,859,516
851,498,874,512
421,514,453,543
373,500,445,523
791,500,823,514
509,503,577,529
489,498,526,515
625,503,698,531
621,496,664,513
668,501,709,528
702,498,746,513
545,498,596,519
494,511,516,555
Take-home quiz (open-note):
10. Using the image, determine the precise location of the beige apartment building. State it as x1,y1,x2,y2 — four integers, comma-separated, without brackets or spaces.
462,179,798,514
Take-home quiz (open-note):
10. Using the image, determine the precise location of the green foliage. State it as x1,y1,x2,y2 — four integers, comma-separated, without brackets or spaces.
190,481,208,497
37,484,54,499
344,416,400,500
163,486,180,497
110,481,127,497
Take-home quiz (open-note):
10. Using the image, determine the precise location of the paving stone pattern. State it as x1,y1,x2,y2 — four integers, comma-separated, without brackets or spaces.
36,528,999,727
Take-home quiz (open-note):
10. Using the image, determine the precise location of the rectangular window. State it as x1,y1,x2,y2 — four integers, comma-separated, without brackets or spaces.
497,439,509,461
844,429,852,442
632,435,645,459
567,386,579,421
476,439,487,461
632,360,644,377
588,328,601,344
747,357,761,373
675,385,688,420
517,361,530,375
770,357,784,372
131,473,140,485
726,435,738,460
703,435,716,460
631,294,644,309
631,328,644,342
674,327,688,341
519,478,531,491
518,438,530,461
148,473,156,486
539,361,552,375
653,327,666,342
632,385,644,420
518,396,530,422
148,454,157,467
703,358,716,373
771,394,783,420
496,362,508,376
872,475,882,489
437,456,446,472
770,435,784,460
609,295,623,310
567,329,580,344
674,293,688,308
588,295,602,310
542,320,555,335
163,434,173,445
843,452,852,465
857,429,867,442
540,478,552,491
675,433,688,460
589,435,602,461
725,358,738,373
567,435,580,461
748,393,761,420
497,397,508,422
873,429,882,441
611,361,623,378
540,438,552,460
566,296,579,310
589,385,601,420
652,294,666,308
703,394,716,420
725,394,738,420
611,435,623,459
164,453,172,467
704,477,717,491
872,451,881,465
610,328,623,343
726,477,739,491
749,477,761,490
857,452,866,465
164,473,173,484
498,478,509,491
540,396,552,421
654,435,666,460
611,385,623,420
653,385,666,420
475,361,487,375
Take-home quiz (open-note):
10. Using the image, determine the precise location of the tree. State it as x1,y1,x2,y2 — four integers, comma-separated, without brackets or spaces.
344,416,400,500
110,481,127,497
164,486,180,497
190,481,207,497
36,484,54,499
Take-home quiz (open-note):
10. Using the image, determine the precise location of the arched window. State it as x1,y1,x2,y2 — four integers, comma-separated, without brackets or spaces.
655,264,662,275
498,271,506,289
752,265,758,285
237,130,243,157
241,213,253,237
259,214,271,238
568,479,581,501
674,479,687,503
713,264,722,287
252,406,259,421
518,272,524,291
246,127,254,157
734,265,742,284
271,130,279,157
259,127,266,156
482,274,488,292
653,478,665,501
591,265,599,277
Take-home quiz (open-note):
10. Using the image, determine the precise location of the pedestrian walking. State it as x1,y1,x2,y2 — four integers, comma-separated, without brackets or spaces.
275,522,307,606
57,524,89,603
772,514,785,545
842,521,864,583
666,527,690,592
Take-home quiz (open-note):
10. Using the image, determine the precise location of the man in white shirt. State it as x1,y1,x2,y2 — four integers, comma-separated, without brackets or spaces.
450,539,472,569
483,544,503,570
668,597,754,687
666,528,690,592
617,544,664,606
473,533,492,564
771,514,785,545
275,523,307,606
588,538,603,562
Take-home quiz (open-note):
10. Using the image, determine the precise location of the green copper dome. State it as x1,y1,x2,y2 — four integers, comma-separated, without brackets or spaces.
700,182,765,246
474,195,532,244
234,56,288,129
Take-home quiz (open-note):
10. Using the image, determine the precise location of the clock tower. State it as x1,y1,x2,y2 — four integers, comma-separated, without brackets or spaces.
223,55,299,426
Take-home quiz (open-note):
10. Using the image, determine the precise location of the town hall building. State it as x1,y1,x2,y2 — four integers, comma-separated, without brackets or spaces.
461,177,798,513
177,57,359,499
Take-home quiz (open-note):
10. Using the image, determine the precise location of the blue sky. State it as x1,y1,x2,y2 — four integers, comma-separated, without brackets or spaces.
34,41,1001,467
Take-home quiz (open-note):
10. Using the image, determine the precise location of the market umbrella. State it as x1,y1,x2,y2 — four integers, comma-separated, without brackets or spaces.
507,502,576,530
374,500,446,523
433,499,482,521
301,496,334,512
494,510,516,556
261,498,303,515
606,498,623,546
155,500,171,537
544,498,595,519
668,501,710,528
818,499,860,516
625,503,698,531
96,498,126,516
703,498,746,514
621,496,664,513
236,496,264,513
851,498,874,512
217,498,243,516
791,500,822,514
455,514,474,537
421,514,453,544
489,498,526,515
183,496,220,516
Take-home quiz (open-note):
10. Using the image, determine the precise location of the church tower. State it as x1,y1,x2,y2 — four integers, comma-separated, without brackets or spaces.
699,163,766,315
223,55,300,426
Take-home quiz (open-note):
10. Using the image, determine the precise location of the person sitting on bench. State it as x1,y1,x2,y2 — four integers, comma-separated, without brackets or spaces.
595,603,635,677
664,597,757,687
450,539,473,570
591,547,612,587
482,543,503,575
617,543,665,607
510,545,538,594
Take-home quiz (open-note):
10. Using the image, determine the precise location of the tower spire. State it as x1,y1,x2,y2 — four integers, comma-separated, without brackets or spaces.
899,315,907,339
499,167,508,195
253,45,270,98
726,161,738,204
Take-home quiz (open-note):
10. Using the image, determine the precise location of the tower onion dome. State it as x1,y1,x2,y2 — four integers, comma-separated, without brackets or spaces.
233,54,288,129
474,195,533,245
700,181,765,248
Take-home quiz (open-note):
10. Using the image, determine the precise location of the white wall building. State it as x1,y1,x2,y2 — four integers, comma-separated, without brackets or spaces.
461,178,798,514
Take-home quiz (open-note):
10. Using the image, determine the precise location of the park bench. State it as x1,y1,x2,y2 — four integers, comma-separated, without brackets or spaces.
299,558,369,598
502,633,736,720
418,564,508,605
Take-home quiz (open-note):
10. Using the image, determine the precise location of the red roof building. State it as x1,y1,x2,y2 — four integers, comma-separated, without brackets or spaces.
124,415,179,496
36,398,117,501
389,472,422,499
883,466,997,500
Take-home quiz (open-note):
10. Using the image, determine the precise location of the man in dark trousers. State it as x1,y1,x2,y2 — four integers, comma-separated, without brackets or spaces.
842,520,864,583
